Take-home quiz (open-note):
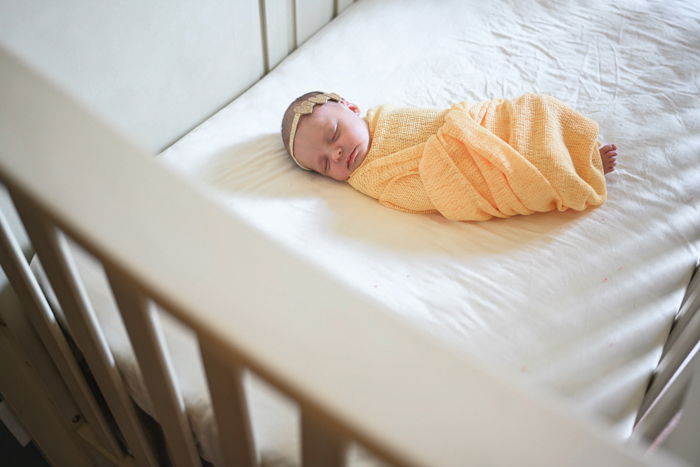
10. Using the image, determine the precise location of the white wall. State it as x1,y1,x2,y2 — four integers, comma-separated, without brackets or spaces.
0,0,264,152
0,0,355,153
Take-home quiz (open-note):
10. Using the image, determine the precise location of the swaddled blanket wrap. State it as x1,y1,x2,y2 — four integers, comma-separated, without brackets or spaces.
347,94,607,221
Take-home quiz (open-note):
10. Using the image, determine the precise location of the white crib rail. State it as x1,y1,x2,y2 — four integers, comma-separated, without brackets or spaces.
0,205,122,462
199,342,256,467
10,191,160,466
105,267,200,467
0,45,688,467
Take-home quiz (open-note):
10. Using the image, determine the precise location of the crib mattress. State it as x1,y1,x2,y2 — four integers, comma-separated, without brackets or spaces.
47,0,700,465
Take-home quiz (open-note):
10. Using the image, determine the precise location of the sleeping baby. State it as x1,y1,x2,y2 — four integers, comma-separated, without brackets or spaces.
280,91,617,221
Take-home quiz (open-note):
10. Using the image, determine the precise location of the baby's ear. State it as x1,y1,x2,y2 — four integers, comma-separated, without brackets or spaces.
342,100,361,116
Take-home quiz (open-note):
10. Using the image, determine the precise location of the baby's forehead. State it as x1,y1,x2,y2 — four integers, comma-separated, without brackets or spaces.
300,105,334,130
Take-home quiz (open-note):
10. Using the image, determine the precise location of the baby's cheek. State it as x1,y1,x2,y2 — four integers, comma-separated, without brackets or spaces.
333,169,348,182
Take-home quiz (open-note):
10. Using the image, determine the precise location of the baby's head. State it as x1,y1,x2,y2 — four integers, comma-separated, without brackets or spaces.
281,91,370,181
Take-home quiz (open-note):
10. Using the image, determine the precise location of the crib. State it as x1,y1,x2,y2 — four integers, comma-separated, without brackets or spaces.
1,0,699,466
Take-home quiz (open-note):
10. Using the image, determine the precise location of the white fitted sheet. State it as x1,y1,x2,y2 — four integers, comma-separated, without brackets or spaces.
40,0,700,465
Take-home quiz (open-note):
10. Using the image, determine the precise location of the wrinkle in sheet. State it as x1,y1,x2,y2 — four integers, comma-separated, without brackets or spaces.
151,0,700,460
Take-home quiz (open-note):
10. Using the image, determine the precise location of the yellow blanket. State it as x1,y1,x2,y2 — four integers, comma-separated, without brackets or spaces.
347,94,606,221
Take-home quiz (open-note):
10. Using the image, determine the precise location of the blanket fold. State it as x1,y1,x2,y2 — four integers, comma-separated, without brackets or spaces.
348,94,606,221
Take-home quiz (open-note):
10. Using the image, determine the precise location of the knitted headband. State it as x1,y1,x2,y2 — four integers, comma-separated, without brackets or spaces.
287,92,343,170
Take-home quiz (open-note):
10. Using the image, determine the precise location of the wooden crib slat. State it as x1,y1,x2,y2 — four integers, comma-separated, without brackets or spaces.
660,353,700,466
0,207,123,458
632,347,698,444
106,267,201,467
262,0,295,69
301,410,346,467
258,0,271,74
290,0,299,50
636,265,700,425
200,342,256,467
637,312,700,423
262,0,353,72
295,0,334,45
10,192,159,467
662,266,700,358
336,0,354,13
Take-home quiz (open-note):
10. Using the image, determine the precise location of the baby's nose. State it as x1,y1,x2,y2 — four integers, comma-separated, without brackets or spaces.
331,146,343,162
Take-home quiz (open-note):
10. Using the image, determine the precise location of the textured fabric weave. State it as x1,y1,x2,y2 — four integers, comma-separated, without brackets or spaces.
348,94,607,221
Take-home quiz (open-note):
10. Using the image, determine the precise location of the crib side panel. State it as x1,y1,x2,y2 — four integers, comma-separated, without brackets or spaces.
0,326,93,466
296,0,335,44
10,193,160,466
1,44,684,467
262,0,356,71
263,0,296,71
0,207,125,459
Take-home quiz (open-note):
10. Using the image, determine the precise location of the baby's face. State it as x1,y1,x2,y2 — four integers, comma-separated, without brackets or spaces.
293,100,370,181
